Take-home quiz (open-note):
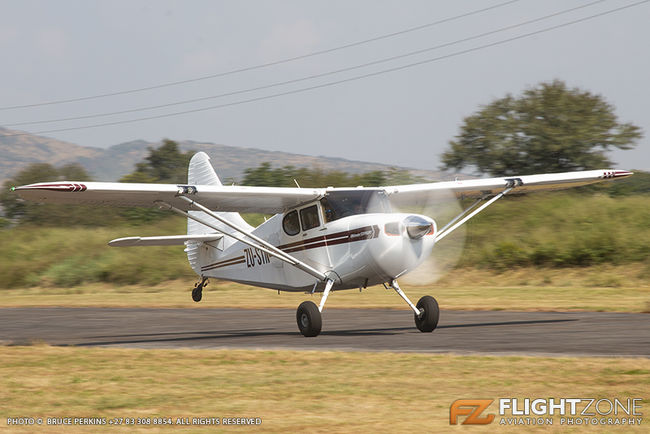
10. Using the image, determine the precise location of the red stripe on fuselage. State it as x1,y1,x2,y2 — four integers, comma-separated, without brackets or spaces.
200,225,379,272
201,256,245,271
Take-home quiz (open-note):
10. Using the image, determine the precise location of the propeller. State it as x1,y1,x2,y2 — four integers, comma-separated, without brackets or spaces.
384,186,468,286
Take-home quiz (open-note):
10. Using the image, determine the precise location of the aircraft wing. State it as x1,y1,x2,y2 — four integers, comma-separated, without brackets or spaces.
383,169,633,204
12,182,325,214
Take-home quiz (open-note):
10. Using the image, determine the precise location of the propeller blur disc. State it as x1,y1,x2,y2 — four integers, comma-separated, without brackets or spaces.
388,187,467,286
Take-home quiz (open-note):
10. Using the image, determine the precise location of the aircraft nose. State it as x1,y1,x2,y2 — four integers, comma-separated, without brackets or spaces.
404,215,434,240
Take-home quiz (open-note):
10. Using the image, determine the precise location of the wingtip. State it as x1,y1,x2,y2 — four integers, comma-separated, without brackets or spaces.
613,170,633,178
602,170,633,179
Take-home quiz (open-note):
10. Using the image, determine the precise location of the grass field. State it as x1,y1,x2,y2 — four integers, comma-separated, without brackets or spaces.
1,193,648,289
2,264,648,312
0,346,648,433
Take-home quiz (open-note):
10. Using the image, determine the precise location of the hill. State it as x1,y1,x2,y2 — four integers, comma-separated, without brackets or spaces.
0,127,448,183
0,127,103,182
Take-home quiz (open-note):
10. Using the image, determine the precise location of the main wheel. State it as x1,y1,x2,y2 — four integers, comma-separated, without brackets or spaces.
192,286,202,302
414,295,439,332
296,301,322,337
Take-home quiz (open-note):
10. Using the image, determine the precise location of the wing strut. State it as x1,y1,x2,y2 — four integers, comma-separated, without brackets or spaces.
434,185,515,244
158,197,328,282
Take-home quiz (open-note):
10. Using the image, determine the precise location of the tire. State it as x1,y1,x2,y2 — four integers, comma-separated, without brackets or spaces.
192,287,202,302
414,295,439,332
296,301,322,337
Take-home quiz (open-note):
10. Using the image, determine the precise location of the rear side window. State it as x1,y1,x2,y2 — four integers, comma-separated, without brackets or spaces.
282,210,300,236
300,205,320,231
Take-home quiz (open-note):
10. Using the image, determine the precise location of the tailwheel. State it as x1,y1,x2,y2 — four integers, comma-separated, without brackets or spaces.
191,277,208,303
414,295,439,332
296,301,322,337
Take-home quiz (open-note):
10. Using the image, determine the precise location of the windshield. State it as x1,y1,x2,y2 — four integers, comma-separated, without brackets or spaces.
320,190,391,223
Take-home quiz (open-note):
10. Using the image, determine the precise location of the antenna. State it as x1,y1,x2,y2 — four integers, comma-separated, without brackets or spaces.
293,179,301,188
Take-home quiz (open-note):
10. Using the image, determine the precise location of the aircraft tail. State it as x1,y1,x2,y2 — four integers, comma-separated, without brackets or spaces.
185,152,252,274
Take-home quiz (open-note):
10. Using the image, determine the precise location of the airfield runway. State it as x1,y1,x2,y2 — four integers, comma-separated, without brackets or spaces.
0,307,648,357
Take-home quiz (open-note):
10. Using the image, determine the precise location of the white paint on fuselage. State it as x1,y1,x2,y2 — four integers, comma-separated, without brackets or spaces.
199,210,435,292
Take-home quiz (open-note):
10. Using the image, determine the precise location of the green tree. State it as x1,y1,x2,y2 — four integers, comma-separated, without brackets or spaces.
121,139,193,183
241,163,420,188
119,140,194,222
441,80,642,176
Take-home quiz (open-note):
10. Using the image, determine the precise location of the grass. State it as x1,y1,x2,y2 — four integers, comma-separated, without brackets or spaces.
1,264,648,312
457,193,650,268
0,346,648,432
1,193,648,289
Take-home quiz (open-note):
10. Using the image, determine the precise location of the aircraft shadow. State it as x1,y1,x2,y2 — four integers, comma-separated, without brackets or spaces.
70,318,577,346
437,318,577,329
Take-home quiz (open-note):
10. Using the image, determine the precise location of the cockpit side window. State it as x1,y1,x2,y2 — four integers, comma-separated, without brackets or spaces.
282,210,300,236
320,190,391,223
300,205,320,231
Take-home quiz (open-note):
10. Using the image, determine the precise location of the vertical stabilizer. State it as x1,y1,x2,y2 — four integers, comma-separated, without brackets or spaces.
188,151,223,187
185,152,253,274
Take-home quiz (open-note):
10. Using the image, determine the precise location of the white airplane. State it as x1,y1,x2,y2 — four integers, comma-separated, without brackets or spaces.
13,152,632,337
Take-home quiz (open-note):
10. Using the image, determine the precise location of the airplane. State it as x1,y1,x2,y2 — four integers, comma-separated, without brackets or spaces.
12,152,632,337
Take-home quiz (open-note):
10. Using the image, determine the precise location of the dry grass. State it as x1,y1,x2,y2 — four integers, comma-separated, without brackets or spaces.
1,264,648,313
0,346,648,432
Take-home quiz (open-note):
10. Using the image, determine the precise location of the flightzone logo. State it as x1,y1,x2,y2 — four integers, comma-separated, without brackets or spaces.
450,398,643,427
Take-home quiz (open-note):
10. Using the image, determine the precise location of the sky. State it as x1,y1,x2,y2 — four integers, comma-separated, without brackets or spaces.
1,0,648,172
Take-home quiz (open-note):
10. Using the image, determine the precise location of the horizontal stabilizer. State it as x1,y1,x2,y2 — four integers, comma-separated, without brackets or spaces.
108,234,223,247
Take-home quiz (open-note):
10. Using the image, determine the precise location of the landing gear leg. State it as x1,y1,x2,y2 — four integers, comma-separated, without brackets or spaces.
192,276,209,302
387,279,439,333
296,279,334,337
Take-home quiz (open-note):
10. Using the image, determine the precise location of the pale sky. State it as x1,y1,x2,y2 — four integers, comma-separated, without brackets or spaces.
1,0,648,171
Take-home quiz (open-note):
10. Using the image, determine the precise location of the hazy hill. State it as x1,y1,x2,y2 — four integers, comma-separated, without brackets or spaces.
0,127,449,184
0,127,104,182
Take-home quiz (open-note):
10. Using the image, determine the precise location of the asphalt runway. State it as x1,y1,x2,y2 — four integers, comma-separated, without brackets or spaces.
0,307,648,357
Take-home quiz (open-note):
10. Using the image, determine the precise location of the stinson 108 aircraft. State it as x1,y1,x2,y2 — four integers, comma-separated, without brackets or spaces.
13,152,632,337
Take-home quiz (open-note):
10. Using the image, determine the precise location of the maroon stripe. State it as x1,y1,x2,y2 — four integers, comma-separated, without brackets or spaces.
281,233,348,253
277,235,326,250
282,225,379,253
277,225,379,250
283,234,374,253
20,183,87,192
202,256,245,271
202,225,379,271
202,257,244,270
203,259,245,271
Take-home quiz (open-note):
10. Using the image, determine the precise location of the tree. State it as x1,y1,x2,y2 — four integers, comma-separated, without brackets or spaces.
119,140,194,222
441,80,642,176
121,139,193,183
240,163,413,188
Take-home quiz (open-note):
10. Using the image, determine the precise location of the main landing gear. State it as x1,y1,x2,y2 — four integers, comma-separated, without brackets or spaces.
296,279,334,337
192,276,209,302
296,279,439,337
386,279,439,332
296,301,322,337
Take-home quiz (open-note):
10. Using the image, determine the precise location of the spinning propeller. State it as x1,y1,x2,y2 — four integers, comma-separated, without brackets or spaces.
384,186,468,286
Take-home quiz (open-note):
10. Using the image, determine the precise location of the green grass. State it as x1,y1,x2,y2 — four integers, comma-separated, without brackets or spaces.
0,193,648,289
458,192,650,268
1,264,648,312
0,218,194,288
1,346,648,432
